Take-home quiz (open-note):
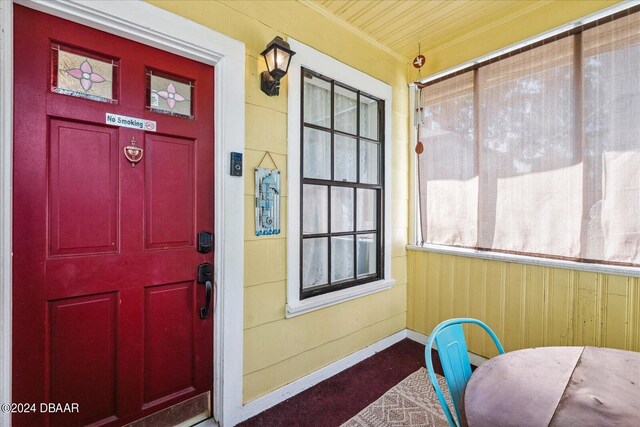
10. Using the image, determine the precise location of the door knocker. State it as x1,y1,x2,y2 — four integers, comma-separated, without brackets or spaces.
124,137,143,167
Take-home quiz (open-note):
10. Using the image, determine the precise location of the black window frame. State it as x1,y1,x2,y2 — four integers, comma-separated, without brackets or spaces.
300,67,385,300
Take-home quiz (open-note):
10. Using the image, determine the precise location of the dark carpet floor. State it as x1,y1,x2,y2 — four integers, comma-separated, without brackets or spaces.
239,338,444,427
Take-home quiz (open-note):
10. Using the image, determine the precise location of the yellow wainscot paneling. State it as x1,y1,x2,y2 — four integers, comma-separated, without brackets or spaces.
407,250,640,358
392,115,408,143
392,87,409,117
392,200,408,230
245,103,288,155
244,284,406,375
603,275,631,350
523,264,546,348
392,173,409,201
392,141,409,173
391,226,408,258
391,255,407,286
244,239,286,287
244,280,286,330
573,270,600,346
546,268,574,346
503,262,526,350
243,312,406,402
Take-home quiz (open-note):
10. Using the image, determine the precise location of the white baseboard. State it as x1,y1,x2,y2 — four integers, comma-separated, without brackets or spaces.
239,329,408,423
406,329,489,367
406,329,428,345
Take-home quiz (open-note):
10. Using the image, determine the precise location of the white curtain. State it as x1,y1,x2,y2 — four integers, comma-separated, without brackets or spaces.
583,12,640,264
419,72,477,247
418,10,640,265
477,37,580,257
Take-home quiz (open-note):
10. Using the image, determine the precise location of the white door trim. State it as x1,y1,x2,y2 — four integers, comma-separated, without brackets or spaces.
1,1,245,425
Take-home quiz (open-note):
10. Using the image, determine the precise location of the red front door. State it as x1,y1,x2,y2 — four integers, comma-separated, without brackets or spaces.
13,6,214,426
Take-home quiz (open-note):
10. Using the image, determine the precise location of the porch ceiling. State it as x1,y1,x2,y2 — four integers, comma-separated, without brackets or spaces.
302,0,553,63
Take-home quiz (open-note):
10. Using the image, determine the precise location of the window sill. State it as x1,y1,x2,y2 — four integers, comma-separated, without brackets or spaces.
286,278,396,318
407,244,640,278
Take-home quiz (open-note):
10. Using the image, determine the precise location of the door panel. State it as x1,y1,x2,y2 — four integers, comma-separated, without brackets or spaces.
49,294,118,426
13,5,215,426
145,135,195,250
144,282,195,405
48,119,119,256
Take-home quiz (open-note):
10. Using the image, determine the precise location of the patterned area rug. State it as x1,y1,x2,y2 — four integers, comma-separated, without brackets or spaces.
341,368,453,427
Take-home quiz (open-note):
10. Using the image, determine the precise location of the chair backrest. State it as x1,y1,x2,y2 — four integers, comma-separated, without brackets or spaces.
425,318,505,427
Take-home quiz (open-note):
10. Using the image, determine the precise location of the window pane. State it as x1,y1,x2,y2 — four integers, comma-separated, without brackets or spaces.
335,85,357,134
359,141,379,184
419,72,477,247
360,95,378,140
303,238,328,289
304,73,331,127
303,127,331,179
357,234,376,277
478,37,578,257
331,236,354,283
148,70,193,118
357,189,376,231
334,135,357,182
303,185,328,234
331,187,354,232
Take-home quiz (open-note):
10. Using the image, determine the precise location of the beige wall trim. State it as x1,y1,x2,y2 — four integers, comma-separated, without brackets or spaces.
406,329,488,368
0,1,13,425
407,245,640,279
4,1,246,425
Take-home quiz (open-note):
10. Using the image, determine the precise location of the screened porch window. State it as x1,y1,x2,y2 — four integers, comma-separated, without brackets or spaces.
417,10,640,267
301,68,384,299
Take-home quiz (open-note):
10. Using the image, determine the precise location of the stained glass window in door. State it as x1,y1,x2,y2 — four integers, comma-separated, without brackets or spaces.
52,44,117,103
147,69,194,118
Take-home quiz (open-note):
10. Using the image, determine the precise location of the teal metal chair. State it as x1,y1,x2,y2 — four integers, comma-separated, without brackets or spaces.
425,318,505,426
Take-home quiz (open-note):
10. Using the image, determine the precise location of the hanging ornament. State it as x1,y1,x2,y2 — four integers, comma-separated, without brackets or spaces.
413,43,426,72
414,85,424,155
415,133,424,154
413,45,425,155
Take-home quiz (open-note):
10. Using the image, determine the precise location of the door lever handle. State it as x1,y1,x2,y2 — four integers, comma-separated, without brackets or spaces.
197,263,213,319
200,280,212,319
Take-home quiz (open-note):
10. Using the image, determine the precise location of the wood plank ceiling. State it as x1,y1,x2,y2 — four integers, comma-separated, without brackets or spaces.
303,0,552,63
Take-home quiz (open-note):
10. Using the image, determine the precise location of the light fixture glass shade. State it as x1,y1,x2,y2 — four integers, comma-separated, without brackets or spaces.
275,49,291,73
261,37,294,79
264,47,277,75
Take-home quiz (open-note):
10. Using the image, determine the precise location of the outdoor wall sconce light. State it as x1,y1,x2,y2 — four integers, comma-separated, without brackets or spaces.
260,36,295,96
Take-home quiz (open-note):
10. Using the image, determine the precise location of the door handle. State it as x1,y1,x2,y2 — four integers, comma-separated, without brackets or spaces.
197,263,213,319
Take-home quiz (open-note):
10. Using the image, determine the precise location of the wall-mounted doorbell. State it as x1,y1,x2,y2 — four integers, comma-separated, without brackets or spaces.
230,152,242,176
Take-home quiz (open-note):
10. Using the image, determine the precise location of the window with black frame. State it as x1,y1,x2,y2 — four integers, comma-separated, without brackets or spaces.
300,68,384,299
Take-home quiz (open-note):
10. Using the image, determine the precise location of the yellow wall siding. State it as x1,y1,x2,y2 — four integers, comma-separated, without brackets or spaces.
407,250,640,357
147,0,409,403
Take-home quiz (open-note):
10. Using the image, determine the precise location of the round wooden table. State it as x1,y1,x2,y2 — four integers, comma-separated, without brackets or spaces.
462,346,640,426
